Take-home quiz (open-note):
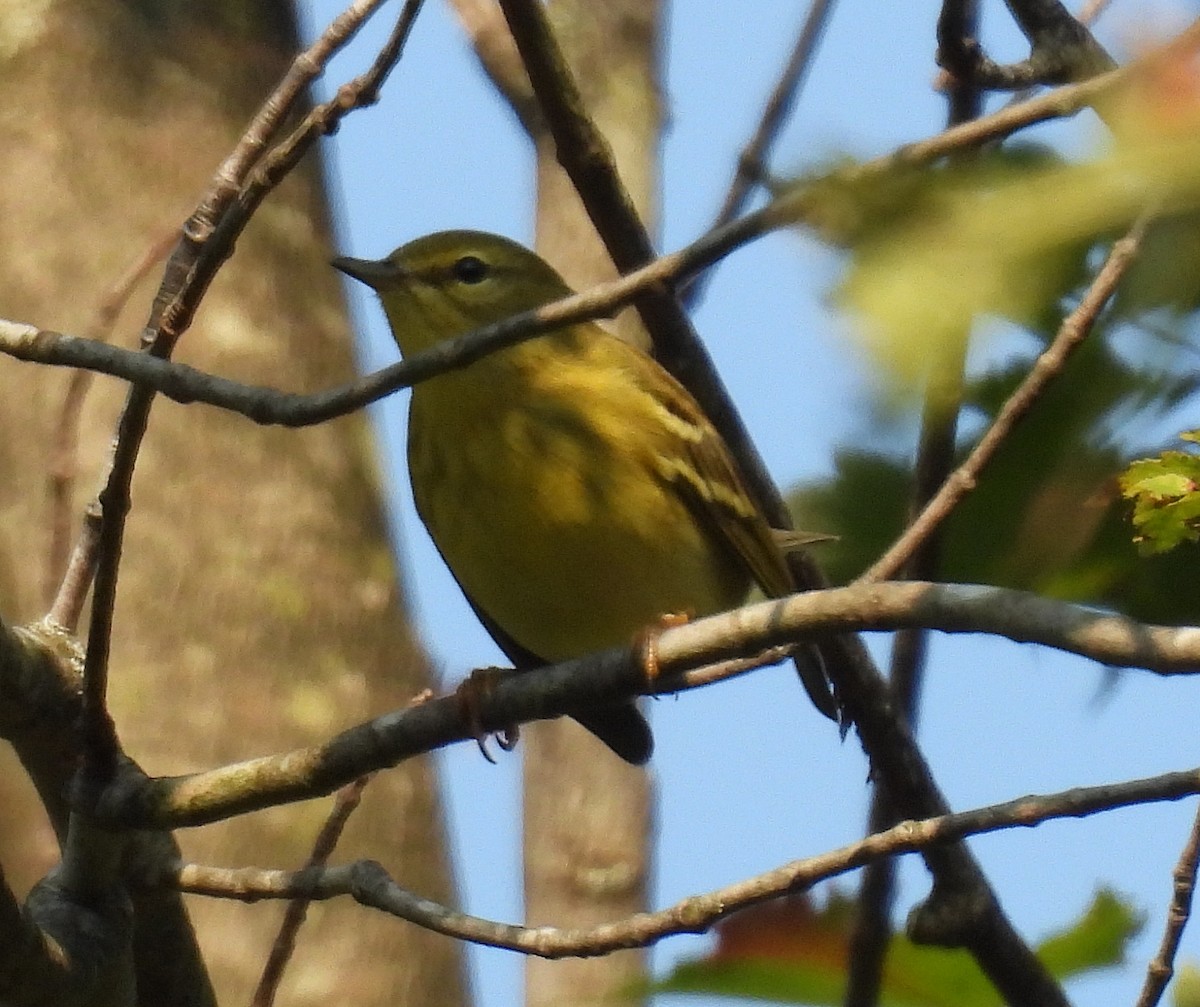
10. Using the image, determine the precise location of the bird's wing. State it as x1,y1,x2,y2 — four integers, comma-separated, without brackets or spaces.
646,367,795,599
633,352,842,723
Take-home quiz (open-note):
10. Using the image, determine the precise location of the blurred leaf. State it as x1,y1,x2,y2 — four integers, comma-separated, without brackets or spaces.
650,890,1139,1005
1036,889,1144,978
1115,209,1200,319
822,44,1200,394
832,154,1093,392
1174,962,1200,1007
650,895,850,1004
791,302,1200,625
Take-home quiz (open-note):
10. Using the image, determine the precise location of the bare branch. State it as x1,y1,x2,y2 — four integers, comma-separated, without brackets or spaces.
1134,803,1200,1007
447,0,539,132
938,0,1114,91
45,230,176,630
0,59,1127,432
251,776,374,1007
159,767,1200,957
861,212,1151,583
69,578,1200,832
685,0,838,311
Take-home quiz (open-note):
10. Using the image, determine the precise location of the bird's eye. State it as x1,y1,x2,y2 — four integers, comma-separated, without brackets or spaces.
452,255,489,285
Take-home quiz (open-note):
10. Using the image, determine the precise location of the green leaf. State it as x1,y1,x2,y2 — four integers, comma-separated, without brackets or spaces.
1121,437,1200,554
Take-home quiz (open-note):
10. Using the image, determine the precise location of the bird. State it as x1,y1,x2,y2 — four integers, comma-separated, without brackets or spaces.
333,230,835,764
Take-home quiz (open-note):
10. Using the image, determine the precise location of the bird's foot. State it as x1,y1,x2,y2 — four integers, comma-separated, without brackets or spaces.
635,612,691,681
456,667,520,763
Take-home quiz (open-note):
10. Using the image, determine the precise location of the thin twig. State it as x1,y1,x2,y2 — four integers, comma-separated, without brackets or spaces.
683,0,838,310
159,0,423,350
44,230,176,624
251,776,374,1007
1134,801,1200,1007
160,766,1200,956
59,0,419,918
860,211,1151,584
167,0,392,289
0,62,1127,432
846,7,983,1001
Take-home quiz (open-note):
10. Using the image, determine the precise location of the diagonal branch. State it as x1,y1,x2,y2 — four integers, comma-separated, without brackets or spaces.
64,579,1200,833
159,765,1200,957
496,0,791,530
251,776,374,1007
1134,801,1200,1007
0,62,1125,429
683,0,838,310
45,229,176,624
860,211,1151,584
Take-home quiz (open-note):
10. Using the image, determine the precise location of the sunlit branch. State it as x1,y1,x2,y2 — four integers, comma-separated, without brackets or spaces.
161,766,1200,957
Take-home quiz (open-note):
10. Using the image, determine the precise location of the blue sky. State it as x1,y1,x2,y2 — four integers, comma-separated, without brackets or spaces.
299,2,1200,1005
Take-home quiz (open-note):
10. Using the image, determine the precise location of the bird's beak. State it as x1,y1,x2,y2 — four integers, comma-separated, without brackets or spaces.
331,255,403,290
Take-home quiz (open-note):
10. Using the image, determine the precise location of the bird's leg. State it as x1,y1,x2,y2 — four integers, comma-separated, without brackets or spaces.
635,612,691,680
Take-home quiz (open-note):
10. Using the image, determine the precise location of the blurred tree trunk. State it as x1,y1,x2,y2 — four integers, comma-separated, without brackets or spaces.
0,4,464,1005
524,4,663,1007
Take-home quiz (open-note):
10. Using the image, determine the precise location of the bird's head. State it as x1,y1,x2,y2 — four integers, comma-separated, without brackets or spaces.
333,230,574,357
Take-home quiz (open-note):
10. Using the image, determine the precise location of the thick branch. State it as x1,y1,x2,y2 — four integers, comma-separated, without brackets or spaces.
938,0,1114,91
70,579,1200,831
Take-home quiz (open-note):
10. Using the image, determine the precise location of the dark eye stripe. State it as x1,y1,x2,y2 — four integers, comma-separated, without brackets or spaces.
452,255,489,284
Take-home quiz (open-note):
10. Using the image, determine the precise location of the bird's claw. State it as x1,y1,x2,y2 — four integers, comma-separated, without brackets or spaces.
456,666,520,762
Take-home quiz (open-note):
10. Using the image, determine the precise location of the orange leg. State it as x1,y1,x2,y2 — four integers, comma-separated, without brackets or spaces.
635,611,691,681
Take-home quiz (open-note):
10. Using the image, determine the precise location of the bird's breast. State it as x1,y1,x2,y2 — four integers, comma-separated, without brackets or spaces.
406,370,750,662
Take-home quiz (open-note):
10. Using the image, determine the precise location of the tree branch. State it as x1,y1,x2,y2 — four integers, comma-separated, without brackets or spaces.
45,229,176,627
938,0,1114,92
56,579,1200,832
155,766,1200,957
683,0,838,309
1134,802,1200,1007
0,59,1126,432
860,212,1150,583
251,776,374,1007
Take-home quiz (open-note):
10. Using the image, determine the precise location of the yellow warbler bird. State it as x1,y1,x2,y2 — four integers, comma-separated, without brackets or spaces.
334,230,833,764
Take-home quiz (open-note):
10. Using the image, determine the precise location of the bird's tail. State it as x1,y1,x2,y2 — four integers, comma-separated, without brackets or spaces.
571,700,653,765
